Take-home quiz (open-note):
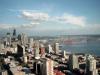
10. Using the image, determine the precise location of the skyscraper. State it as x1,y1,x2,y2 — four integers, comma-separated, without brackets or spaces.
34,41,40,59
17,45,25,57
86,55,98,75
28,38,34,48
69,54,79,70
23,55,27,63
6,32,11,46
41,59,54,75
17,34,21,41
33,60,42,75
54,43,59,54
12,29,16,41
0,43,4,50
62,50,66,58
47,44,53,53
40,44,45,58
20,33,28,45
13,29,16,36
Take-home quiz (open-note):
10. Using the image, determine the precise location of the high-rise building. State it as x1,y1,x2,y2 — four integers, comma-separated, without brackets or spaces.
47,44,53,53
20,33,28,45
62,50,66,58
6,32,11,46
69,54,79,70
33,60,42,75
17,34,21,41
12,29,16,41
0,43,4,50
23,55,27,63
12,29,17,41
54,43,59,54
13,29,16,36
28,38,34,48
41,59,54,75
40,44,45,58
34,41,40,59
17,45,25,57
34,59,54,75
86,55,98,75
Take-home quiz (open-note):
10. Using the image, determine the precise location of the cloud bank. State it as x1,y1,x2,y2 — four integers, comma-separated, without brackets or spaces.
21,11,49,25
55,13,86,26
0,11,86,29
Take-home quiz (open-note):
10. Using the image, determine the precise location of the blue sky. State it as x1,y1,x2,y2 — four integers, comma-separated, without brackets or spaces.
0,0,100,36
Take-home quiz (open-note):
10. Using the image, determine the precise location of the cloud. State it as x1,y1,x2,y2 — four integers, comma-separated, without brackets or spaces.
0,11,87,30
55,13,86,26
0,23,39,29
20,11,86,27
20,23,39,28
21,11,49,22
0,24,18,29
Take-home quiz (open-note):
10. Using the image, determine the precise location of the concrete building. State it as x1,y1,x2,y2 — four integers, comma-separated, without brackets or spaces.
33,60,42,75
23,56,28,63
41,59,54,75
28,38,34,48
47,44,53,53
69,54,79,70
12,29,17,41
54,43,59,54
20,33,28,45
0,43,4,50
33,59,54,75
40,44,45,58
17,45,25,57
86,55,98,75
6,32,11,46
34,41,40,59
62,50,66,58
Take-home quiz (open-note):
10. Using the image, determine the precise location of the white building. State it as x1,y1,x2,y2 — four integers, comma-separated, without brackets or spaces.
5,33,11,46
29,38,34,48
48,44,53,53
54,43,59,54
34,41,40,59
21,33,28,45
69,54,79,70
23,56,27,63
0,43,4,50
62,50,66,58
86,55,98,75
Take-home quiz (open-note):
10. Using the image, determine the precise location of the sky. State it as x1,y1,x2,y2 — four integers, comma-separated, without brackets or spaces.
0,0,100,36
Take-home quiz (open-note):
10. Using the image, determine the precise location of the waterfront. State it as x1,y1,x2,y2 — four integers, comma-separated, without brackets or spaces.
61,40,100,56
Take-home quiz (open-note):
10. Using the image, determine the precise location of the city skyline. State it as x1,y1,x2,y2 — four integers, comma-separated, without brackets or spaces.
0,0,100,36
